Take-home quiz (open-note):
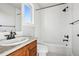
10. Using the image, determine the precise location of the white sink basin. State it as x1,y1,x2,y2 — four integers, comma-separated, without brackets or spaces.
0,37,29,46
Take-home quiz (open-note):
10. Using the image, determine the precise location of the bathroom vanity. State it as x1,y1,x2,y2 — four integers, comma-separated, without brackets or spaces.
8,40,37,56
0,38,37,56
0,3,37,56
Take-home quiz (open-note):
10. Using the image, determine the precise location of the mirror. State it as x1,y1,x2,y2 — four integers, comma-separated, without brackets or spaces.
0,3,32,32
0,3,34,37
0,3,21,32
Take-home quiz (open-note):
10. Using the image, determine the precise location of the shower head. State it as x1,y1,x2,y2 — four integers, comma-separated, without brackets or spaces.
62,6,68,12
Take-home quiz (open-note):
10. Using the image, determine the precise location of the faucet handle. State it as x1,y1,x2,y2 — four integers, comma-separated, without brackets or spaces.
13,32,16,35
64,34,69,39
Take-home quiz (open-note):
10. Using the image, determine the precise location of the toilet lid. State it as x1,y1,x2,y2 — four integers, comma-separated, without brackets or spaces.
37,44,48,52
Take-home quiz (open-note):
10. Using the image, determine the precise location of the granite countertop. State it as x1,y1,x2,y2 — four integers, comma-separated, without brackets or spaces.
0,37,36,56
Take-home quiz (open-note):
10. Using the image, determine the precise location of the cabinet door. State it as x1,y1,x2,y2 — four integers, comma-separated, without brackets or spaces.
26,40,37,56
29,47,37,56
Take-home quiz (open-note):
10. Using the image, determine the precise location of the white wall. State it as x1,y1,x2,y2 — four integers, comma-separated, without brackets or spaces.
15,9,21,31
34,3,79,56
0,4,16,26
33,3,41,39
39,4,72,44
0,4,21,32
34,3,73,55
72,3,79,56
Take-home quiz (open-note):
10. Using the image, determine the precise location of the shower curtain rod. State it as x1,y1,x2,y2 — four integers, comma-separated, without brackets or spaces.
70,20,79,25
36,3,66,11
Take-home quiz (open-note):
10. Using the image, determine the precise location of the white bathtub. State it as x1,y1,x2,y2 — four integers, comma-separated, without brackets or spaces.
38,41,72,56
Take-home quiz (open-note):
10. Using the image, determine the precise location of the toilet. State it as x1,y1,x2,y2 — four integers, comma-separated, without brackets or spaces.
37,44,48,56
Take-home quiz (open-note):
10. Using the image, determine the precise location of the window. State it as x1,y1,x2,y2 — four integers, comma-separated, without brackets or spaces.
22,4,34,25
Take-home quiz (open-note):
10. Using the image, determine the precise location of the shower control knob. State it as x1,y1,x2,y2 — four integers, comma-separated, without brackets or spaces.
77,34,79,37
64,34,69,39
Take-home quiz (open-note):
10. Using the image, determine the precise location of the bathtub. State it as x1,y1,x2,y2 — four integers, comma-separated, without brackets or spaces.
38,41,72,56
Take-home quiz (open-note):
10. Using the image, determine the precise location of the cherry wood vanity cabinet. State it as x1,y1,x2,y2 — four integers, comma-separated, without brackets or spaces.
8,40,37,56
